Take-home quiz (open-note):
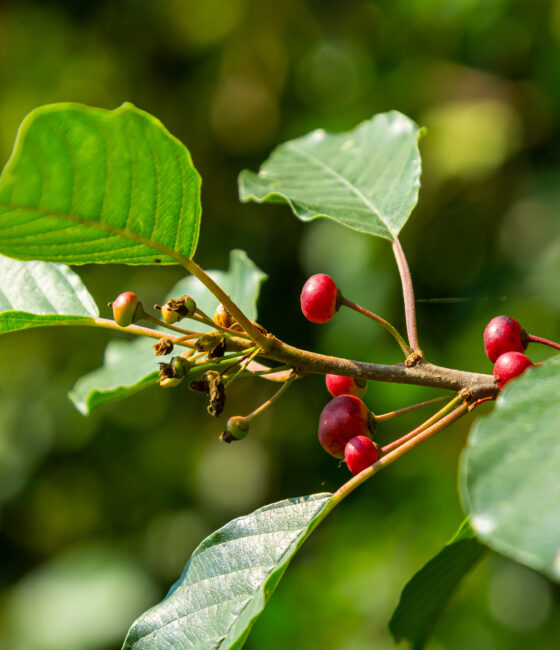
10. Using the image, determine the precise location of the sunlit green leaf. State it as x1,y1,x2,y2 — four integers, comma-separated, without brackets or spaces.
0,254,98,334
460,356,560,582
69,250,266,414
389,521,486,650
239,111,423,240
122,493,332,650
0,102,201,264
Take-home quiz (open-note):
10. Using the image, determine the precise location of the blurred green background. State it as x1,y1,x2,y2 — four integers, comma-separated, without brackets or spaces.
1,0,560,648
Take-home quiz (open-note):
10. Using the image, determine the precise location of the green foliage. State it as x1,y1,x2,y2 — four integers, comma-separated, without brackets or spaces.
0,254,98,333
122,494,332,650
239,112,423,241
0,103,201,265
389,521,486,650
461,357,560,581
69,250,266,414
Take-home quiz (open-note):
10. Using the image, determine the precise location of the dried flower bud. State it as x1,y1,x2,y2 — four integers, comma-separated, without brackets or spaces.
153,338,174,356
214,303,236,329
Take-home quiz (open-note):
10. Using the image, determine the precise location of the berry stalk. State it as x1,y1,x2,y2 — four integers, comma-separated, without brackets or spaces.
527,334,560,352
340,297,411,356
381,394,463,453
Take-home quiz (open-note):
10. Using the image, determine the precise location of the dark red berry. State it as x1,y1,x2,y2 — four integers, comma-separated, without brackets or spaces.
318,395,375,459
493,351,533,388
300,274,341,324
109,291,139,327
344,436,380,475
484,315,528,362
325,374,367,398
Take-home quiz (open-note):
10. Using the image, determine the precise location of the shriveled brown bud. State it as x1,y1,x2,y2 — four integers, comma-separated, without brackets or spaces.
153,338,174,356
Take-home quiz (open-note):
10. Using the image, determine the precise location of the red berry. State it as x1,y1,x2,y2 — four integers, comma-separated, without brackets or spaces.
344,436,380,475
110,291,139,327
300,274,341,324
484,315,528,362
325,374,367,398
493,351,533,388
318,395,375,459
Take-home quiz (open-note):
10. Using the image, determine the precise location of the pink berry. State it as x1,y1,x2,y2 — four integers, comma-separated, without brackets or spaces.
344,436,380,475
300,274,341,324
109,291,139,327
325,374,367,398
484,315,528,362
493,351,533,388
318,395,375,459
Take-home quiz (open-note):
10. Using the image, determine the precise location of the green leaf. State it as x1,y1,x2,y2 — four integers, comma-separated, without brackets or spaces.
239,111,423,241
389,521,485,650
68,338,159,415
69,250,267,414
122,493,332,650
0,102,201,265
460,356,560,582
0,254,98,334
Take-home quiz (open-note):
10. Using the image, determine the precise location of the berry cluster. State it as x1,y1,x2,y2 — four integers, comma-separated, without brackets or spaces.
301,273,560,475
483,315,533,388
300,274,379,474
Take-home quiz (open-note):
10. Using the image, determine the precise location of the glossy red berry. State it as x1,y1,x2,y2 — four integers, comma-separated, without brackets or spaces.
318,395,375,459
484,315,528,362
109,291,139,327
300,274,341,324
493,351,533,388
325,374,367,398
344,436,380,475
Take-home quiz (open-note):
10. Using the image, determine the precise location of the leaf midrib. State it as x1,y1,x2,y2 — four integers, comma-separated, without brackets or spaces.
285,142,396,239
0,201,187,263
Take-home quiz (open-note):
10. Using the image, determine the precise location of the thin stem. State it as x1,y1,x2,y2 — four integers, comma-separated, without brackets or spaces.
189,313,253,340
381,394,463,454
142,312,203,337
341,297,411,356
89,317,196,347
528,334,560,352
182,257,269,347
223,347,260,384
375,395,449,422
329,402,469,508
245,375,296,420
392,236,421,355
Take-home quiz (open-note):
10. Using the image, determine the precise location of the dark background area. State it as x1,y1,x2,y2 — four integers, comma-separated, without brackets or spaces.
1,1,560,648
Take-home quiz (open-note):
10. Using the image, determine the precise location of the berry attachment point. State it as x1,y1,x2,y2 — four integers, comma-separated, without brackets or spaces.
493,351,533,388
344,436,380,475
325,374,367,398
318,395,375,459
300,274,341,324
484,315,528,362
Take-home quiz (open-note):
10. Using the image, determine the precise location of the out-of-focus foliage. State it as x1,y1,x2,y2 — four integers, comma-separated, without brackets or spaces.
1,1,560,649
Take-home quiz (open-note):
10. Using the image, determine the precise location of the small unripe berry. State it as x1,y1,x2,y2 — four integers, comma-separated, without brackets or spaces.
214,303,235,329
344,436,380,475
493,351,533,388
160,305,181,324
220,416,250,443
300,274,341,324
109,291,140,327
484,315,528,362
318,395,375,459
325,374,367,398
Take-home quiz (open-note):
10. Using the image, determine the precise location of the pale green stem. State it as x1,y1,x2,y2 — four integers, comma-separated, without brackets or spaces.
381,394,463,453
341,297,411,357
375,395,449,422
